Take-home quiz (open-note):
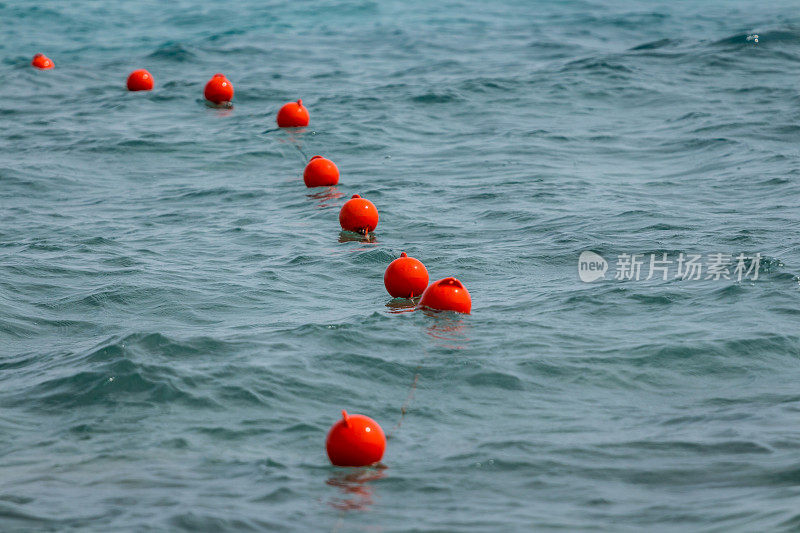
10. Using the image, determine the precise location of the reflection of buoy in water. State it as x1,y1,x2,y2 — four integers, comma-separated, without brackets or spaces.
304,156,339,187
419,277,471,314
204,73,233,104
339,194,378,234
326,468,386,511
126,69,153,91
277,99,309,127
384,252,429,298
326,410,386,467
31,53,54,70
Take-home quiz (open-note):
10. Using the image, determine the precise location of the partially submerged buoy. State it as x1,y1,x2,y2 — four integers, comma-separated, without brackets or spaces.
31,53,54,70
418,277,471,314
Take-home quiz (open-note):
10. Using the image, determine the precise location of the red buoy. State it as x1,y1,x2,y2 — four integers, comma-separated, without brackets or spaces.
418,277,472,314
339,194,379,234
126,69,153,91
384,252,429,298
204,73,234,104
304,156,339,187
31,53,53,70
326,410,386,467
277,99,309,127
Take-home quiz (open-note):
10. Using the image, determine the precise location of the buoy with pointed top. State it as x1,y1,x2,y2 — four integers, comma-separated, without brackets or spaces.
304,156,339,187
384,252,429,298
419,277,472,314
339,194,379,234
204,73,233,104
31,53,53,70
126,69,153,91
277,99,309,127
326,410,386,467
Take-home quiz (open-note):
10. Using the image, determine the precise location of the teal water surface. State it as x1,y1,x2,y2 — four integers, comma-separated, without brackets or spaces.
2,0,800,531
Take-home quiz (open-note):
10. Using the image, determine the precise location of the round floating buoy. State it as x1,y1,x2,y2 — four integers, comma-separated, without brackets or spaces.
304,156,339,187
384,252,429,298
126,69,153,91
31,53,53,70
326,410,386,467
339,194,379,234
204,73,233,104
277,99,309,127
418,277,471,314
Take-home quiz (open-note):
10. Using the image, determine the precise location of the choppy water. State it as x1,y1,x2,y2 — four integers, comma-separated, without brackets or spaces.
3,0,800,530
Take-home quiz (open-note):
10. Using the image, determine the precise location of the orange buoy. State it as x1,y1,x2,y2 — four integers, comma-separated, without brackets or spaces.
204,73,233,104
277,99,309,127
339,194,379,234
31,53,53,70
326,410,386,467
418,277,471,314
126,69,154,91
304,156,339,187
384,252,429,298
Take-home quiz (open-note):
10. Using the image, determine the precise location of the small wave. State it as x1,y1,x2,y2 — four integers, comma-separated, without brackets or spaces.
146,42,197,62
465,370,524,390
629,38,678,51
561,57,634,74
410,90,464,104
